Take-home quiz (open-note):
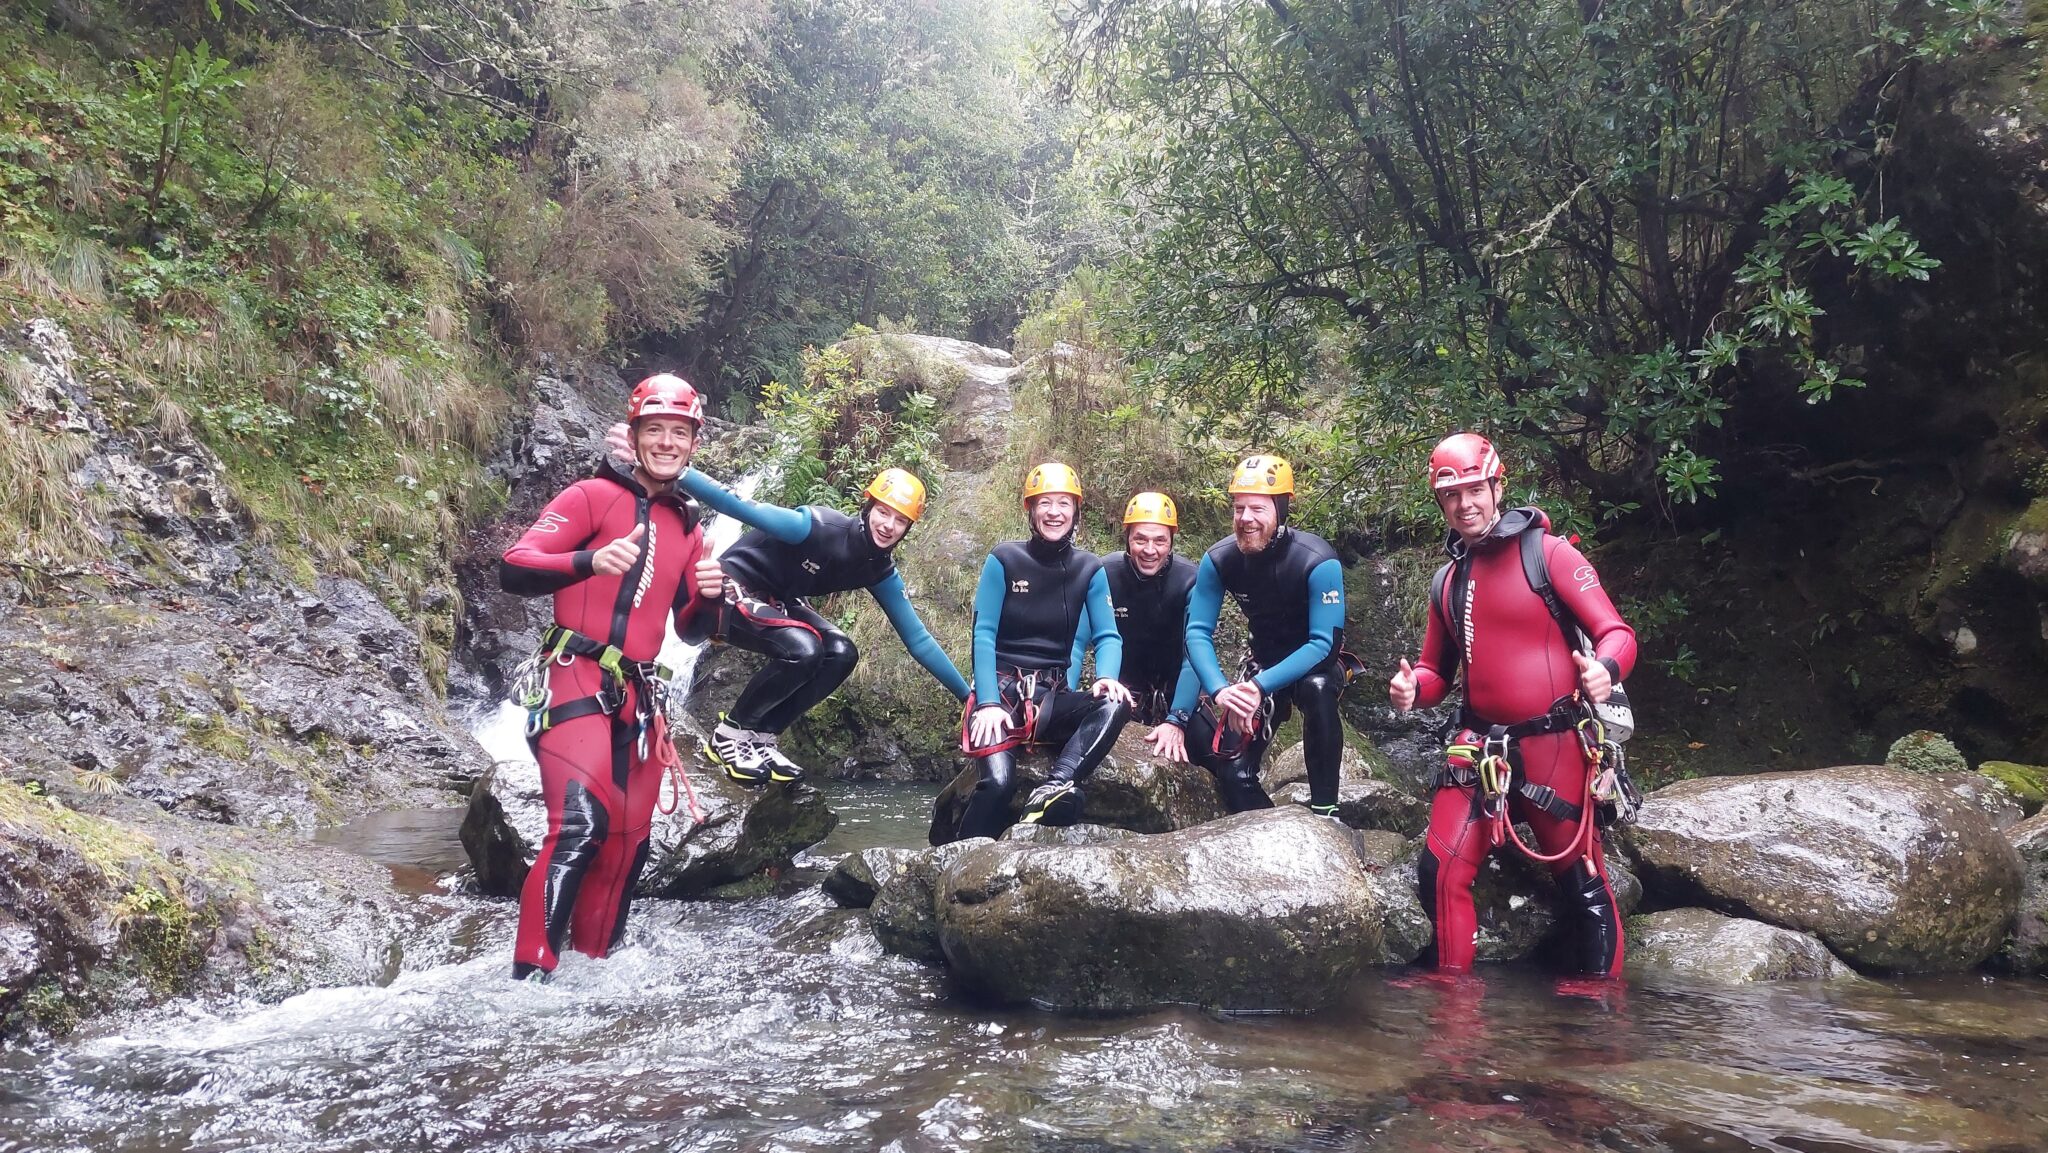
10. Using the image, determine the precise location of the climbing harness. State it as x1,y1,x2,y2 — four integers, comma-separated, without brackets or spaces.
513,624,703,825
1447,705,1637,867
959,667,1047,756
1207,657,1276,759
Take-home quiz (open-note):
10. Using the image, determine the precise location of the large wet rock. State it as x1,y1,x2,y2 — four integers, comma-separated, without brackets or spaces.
1994,812,2048,974
460,752,835,899
1621,766,2023,972
927,730,1226,844
0,781,433,1038
1263,741,1427,835
870,839,989,963
1626,908,1856,984
933,807,1379,1011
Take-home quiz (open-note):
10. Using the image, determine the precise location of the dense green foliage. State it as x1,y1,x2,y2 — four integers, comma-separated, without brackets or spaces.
1050,0,2010,524
754,330,954,512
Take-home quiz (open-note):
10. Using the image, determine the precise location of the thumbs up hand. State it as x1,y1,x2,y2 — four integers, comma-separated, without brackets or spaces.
1573,651,1614,704
1388,657,1418,712
592,522,646,576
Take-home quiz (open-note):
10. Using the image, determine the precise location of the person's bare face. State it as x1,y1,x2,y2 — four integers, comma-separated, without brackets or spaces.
634,416,698,481
1436,478,1500,545
867,503,912,549
1031,493,1077,541
1232,495,1278,554
1126,522,1173,575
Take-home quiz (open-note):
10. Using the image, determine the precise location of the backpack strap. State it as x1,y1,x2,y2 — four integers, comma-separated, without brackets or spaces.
1519,526,1586,650
1428,557,1468,679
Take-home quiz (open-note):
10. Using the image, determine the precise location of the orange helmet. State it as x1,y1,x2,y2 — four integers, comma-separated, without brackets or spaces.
1122,491,1178,529
865,468,928,521
1022,462,1083,503
628,373,705,427
1229,455,1294,497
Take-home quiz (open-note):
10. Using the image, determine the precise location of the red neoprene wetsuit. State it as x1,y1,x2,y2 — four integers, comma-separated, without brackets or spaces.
1411,508,1638,975
499,460,706,975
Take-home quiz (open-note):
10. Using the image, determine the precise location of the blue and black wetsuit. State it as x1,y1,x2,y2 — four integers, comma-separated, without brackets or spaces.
1071,552,1199,727
681,470,968,736
953,534,1130,840
1185,527,1348,813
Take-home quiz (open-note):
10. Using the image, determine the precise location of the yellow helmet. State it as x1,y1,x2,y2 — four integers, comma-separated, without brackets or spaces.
1022,462,1083,503
864,467,927,522
1122,491,1178,529
1229,454,1295,497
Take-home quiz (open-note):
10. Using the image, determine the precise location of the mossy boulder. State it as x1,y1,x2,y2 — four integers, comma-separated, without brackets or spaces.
1979,762,2048,817
1885,730,1968,775
1263,740,1428,835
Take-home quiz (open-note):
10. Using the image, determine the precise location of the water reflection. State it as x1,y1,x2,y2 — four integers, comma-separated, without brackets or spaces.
4,786,2046,1153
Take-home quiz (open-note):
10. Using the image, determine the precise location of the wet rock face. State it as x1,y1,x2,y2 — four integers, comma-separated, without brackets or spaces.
1258,739,1429,835
927,731,1227,844
1627,908,1856,984
459,753,835,900
822,847,916,909
0,321,485,832
1995,813,2048,975
1621,766,2023,973
933,808,1381,1012
1935,772,2028,831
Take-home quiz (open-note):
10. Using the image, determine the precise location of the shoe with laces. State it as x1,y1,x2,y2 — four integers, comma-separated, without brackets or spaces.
750,730,807,783
705,718,772,785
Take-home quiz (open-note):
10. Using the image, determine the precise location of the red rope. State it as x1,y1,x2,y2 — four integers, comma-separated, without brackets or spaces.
650,712,703,824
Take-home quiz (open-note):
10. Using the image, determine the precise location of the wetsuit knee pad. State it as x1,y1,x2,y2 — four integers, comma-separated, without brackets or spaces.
1556,857,1624,976
819,630,858,671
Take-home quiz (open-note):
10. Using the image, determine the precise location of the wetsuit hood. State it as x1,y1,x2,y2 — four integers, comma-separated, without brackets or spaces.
1443,505,1547,560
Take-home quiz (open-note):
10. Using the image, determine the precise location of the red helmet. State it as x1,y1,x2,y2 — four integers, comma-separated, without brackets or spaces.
628,373,704,427
1428,433,1504,490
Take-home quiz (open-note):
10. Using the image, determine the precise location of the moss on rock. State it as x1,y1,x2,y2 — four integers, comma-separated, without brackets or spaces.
1885,730,1968,775
1980,761,2048,816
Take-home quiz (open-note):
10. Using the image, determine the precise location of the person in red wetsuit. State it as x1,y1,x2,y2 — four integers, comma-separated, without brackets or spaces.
1389,433,1639,976
498,374,725,981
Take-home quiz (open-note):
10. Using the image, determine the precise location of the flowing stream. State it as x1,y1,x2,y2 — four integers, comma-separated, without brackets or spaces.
4,781,2048,1152
5,472,2047,1151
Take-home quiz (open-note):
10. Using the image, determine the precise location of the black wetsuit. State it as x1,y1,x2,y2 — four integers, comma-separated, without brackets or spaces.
684,472,967,735
1074,553,1199,726
951,534,1130,841
1185,527,1349,814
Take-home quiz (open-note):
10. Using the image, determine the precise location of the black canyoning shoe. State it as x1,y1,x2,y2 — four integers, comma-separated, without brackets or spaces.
1019,781,1083,826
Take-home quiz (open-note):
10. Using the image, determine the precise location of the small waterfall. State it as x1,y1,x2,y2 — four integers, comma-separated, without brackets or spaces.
472,471,768,768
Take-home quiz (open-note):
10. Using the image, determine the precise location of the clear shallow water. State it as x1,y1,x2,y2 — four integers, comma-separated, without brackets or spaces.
6,784,2046,1153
